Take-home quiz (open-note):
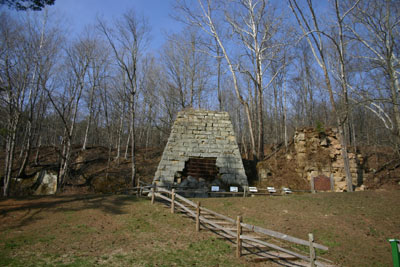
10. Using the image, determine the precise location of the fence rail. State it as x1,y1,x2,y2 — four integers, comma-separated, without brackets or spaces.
150,186,332,266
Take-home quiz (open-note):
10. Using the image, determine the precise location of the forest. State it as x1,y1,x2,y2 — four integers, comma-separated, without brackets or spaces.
1,0,399,197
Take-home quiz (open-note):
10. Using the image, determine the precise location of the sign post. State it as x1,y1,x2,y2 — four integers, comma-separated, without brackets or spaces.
389,239,400,267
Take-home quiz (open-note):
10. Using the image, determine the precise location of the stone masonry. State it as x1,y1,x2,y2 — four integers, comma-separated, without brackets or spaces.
294,127,364,191
154,109,248,188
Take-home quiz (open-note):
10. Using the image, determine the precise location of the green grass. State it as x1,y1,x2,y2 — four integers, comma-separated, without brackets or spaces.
54,256,93,267
0,195,241,266
1,192,399,266
73,224,97,234
200,191,400,266
135,238,240,267
3,235,37,250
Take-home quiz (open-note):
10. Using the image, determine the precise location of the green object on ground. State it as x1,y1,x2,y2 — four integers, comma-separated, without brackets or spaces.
389,239,400,267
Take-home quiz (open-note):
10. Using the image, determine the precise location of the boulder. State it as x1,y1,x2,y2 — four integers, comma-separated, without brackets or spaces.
198,178,207,188
33,170,57,195
186,175,199,188
187,175,197,183
295,132,306,141
210,178,223,186
320,137,329,147
355,184,366,191
178,179,190,189
10,170,57,196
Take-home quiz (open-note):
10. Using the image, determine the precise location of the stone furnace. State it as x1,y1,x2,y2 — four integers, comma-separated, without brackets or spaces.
154,109,248,189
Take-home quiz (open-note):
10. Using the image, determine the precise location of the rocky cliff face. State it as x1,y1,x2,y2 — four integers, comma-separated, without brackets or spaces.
293,128,364,191
256,127,365,192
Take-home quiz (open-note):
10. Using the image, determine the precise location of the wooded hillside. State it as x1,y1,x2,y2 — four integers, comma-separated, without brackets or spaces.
1,0,399,196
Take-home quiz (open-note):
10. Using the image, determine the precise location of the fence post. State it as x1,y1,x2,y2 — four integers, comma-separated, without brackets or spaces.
171,189,175,214
236,216,242,258
389,239,400,267
137,178,140,198
151,187,155,204
309,233,316,267
330,174,335,192
196,202,201,232
311,177,316,194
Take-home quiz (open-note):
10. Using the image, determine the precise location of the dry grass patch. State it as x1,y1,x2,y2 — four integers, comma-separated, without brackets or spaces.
0,195,245,266
200,190,400,266
1,191,398,266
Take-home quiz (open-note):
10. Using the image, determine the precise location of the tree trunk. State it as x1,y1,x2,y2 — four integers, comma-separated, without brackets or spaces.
130,92,136,187
3,121,17,197
322,65,353,192
387,56,400,147
124,125,131,160
216,44,223,111
35,137,41,165
283,70,288,149
17,126,31,177
82,94,94,150
257,85,264,159
116,107,125,160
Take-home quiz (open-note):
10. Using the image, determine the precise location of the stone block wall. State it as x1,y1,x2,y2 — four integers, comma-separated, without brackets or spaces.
154,109,248,188
294,127,364,191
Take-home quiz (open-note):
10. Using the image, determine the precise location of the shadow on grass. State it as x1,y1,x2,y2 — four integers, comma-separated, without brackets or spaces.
0,194,140,229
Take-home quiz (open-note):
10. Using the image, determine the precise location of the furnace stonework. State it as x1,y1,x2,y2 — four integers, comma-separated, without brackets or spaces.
153,109,248,188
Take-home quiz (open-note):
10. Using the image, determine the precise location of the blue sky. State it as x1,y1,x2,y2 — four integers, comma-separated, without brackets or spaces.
3,0,331,53
47,0,182,51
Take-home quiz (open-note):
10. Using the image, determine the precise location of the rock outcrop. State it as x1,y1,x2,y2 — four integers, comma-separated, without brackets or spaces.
294,127,364,191
10,170,58,196
255,127,364,192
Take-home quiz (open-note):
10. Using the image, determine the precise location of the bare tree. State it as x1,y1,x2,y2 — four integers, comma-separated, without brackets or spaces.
176,0,259,159
226,0,286,159
45,37,92,190
81,31,109,151
288,0,361,192
161,27,210,109
215,41,224,111
16,11,49,177
346,0,400,151
0,14,27,196
0,11,60,196
176,0,289,159
98,10,150,187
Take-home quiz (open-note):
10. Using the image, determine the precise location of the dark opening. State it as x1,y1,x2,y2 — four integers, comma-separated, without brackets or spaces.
183,157,218,181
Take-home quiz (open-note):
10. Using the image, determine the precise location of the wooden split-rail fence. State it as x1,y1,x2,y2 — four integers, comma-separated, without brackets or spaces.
147,186,334,266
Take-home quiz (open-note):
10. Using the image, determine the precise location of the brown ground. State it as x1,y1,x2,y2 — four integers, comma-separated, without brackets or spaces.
359,146,400,190
1,146,162,195
1,143,399,266
201,190,400,266
0,194,244,266
1,191,399,266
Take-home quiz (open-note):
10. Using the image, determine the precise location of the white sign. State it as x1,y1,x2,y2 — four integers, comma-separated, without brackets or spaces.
249,187,258,193
267,187,276,193
230,186,238,192
211,186,219,192
282,187,292,194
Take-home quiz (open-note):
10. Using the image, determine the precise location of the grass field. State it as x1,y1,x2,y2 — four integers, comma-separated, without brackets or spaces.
201,190,400,266
1,190,399,266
